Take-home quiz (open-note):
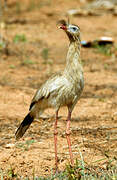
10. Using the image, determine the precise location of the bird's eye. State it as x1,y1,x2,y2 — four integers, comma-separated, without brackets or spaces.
69,25,79,33
71,26,78,32
72,27,77,31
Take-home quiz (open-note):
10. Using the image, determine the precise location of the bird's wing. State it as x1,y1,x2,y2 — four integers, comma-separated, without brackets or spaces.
29,72,65,111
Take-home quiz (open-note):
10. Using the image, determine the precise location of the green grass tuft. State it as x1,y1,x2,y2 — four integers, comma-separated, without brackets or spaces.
93,44,112,56
13,34,27,43
16,139,36,151
1,158,117,179
41,48,49,61
21,59,36,66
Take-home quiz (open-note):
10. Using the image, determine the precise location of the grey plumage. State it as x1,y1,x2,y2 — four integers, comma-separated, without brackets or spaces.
15,20,84,167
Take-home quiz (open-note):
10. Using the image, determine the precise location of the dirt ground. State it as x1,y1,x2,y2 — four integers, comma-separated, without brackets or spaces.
0,0,117,178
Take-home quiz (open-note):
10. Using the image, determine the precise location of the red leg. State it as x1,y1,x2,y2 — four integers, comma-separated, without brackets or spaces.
66,111,74,165
54,111,58,172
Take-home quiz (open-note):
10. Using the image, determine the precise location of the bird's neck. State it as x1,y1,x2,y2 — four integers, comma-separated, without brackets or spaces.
63,38,83,78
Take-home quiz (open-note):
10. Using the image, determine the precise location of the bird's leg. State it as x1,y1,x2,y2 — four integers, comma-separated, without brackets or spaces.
66,111,74,165
54,110,58,172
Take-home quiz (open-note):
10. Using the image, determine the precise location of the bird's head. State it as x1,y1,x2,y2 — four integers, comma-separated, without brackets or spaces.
57,19,80,42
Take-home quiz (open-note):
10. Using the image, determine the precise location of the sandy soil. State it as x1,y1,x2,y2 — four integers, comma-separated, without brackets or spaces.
0,0,117,178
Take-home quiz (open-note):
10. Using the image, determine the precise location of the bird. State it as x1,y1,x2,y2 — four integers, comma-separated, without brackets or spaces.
15,19,84,172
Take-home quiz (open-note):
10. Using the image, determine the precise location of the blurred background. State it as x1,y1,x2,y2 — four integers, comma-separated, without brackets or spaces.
0,0,117,179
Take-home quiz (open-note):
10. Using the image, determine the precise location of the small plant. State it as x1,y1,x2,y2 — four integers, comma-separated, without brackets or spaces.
0,75,11,86
7,167,17,179
65,162,82,180
98,97,106,102
16,139,35,151
104,63,109,70
27,0,52,11
41,48,49,62
9,64,16,69
15,1,21,14
27,0,37,11
93,44,112,56
0,169,4,180
1,158,117,179
0,40,6,50
13,34,27,43
21,59,36,66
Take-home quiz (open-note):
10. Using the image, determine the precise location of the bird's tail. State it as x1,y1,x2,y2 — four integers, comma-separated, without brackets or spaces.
15,113,34,140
